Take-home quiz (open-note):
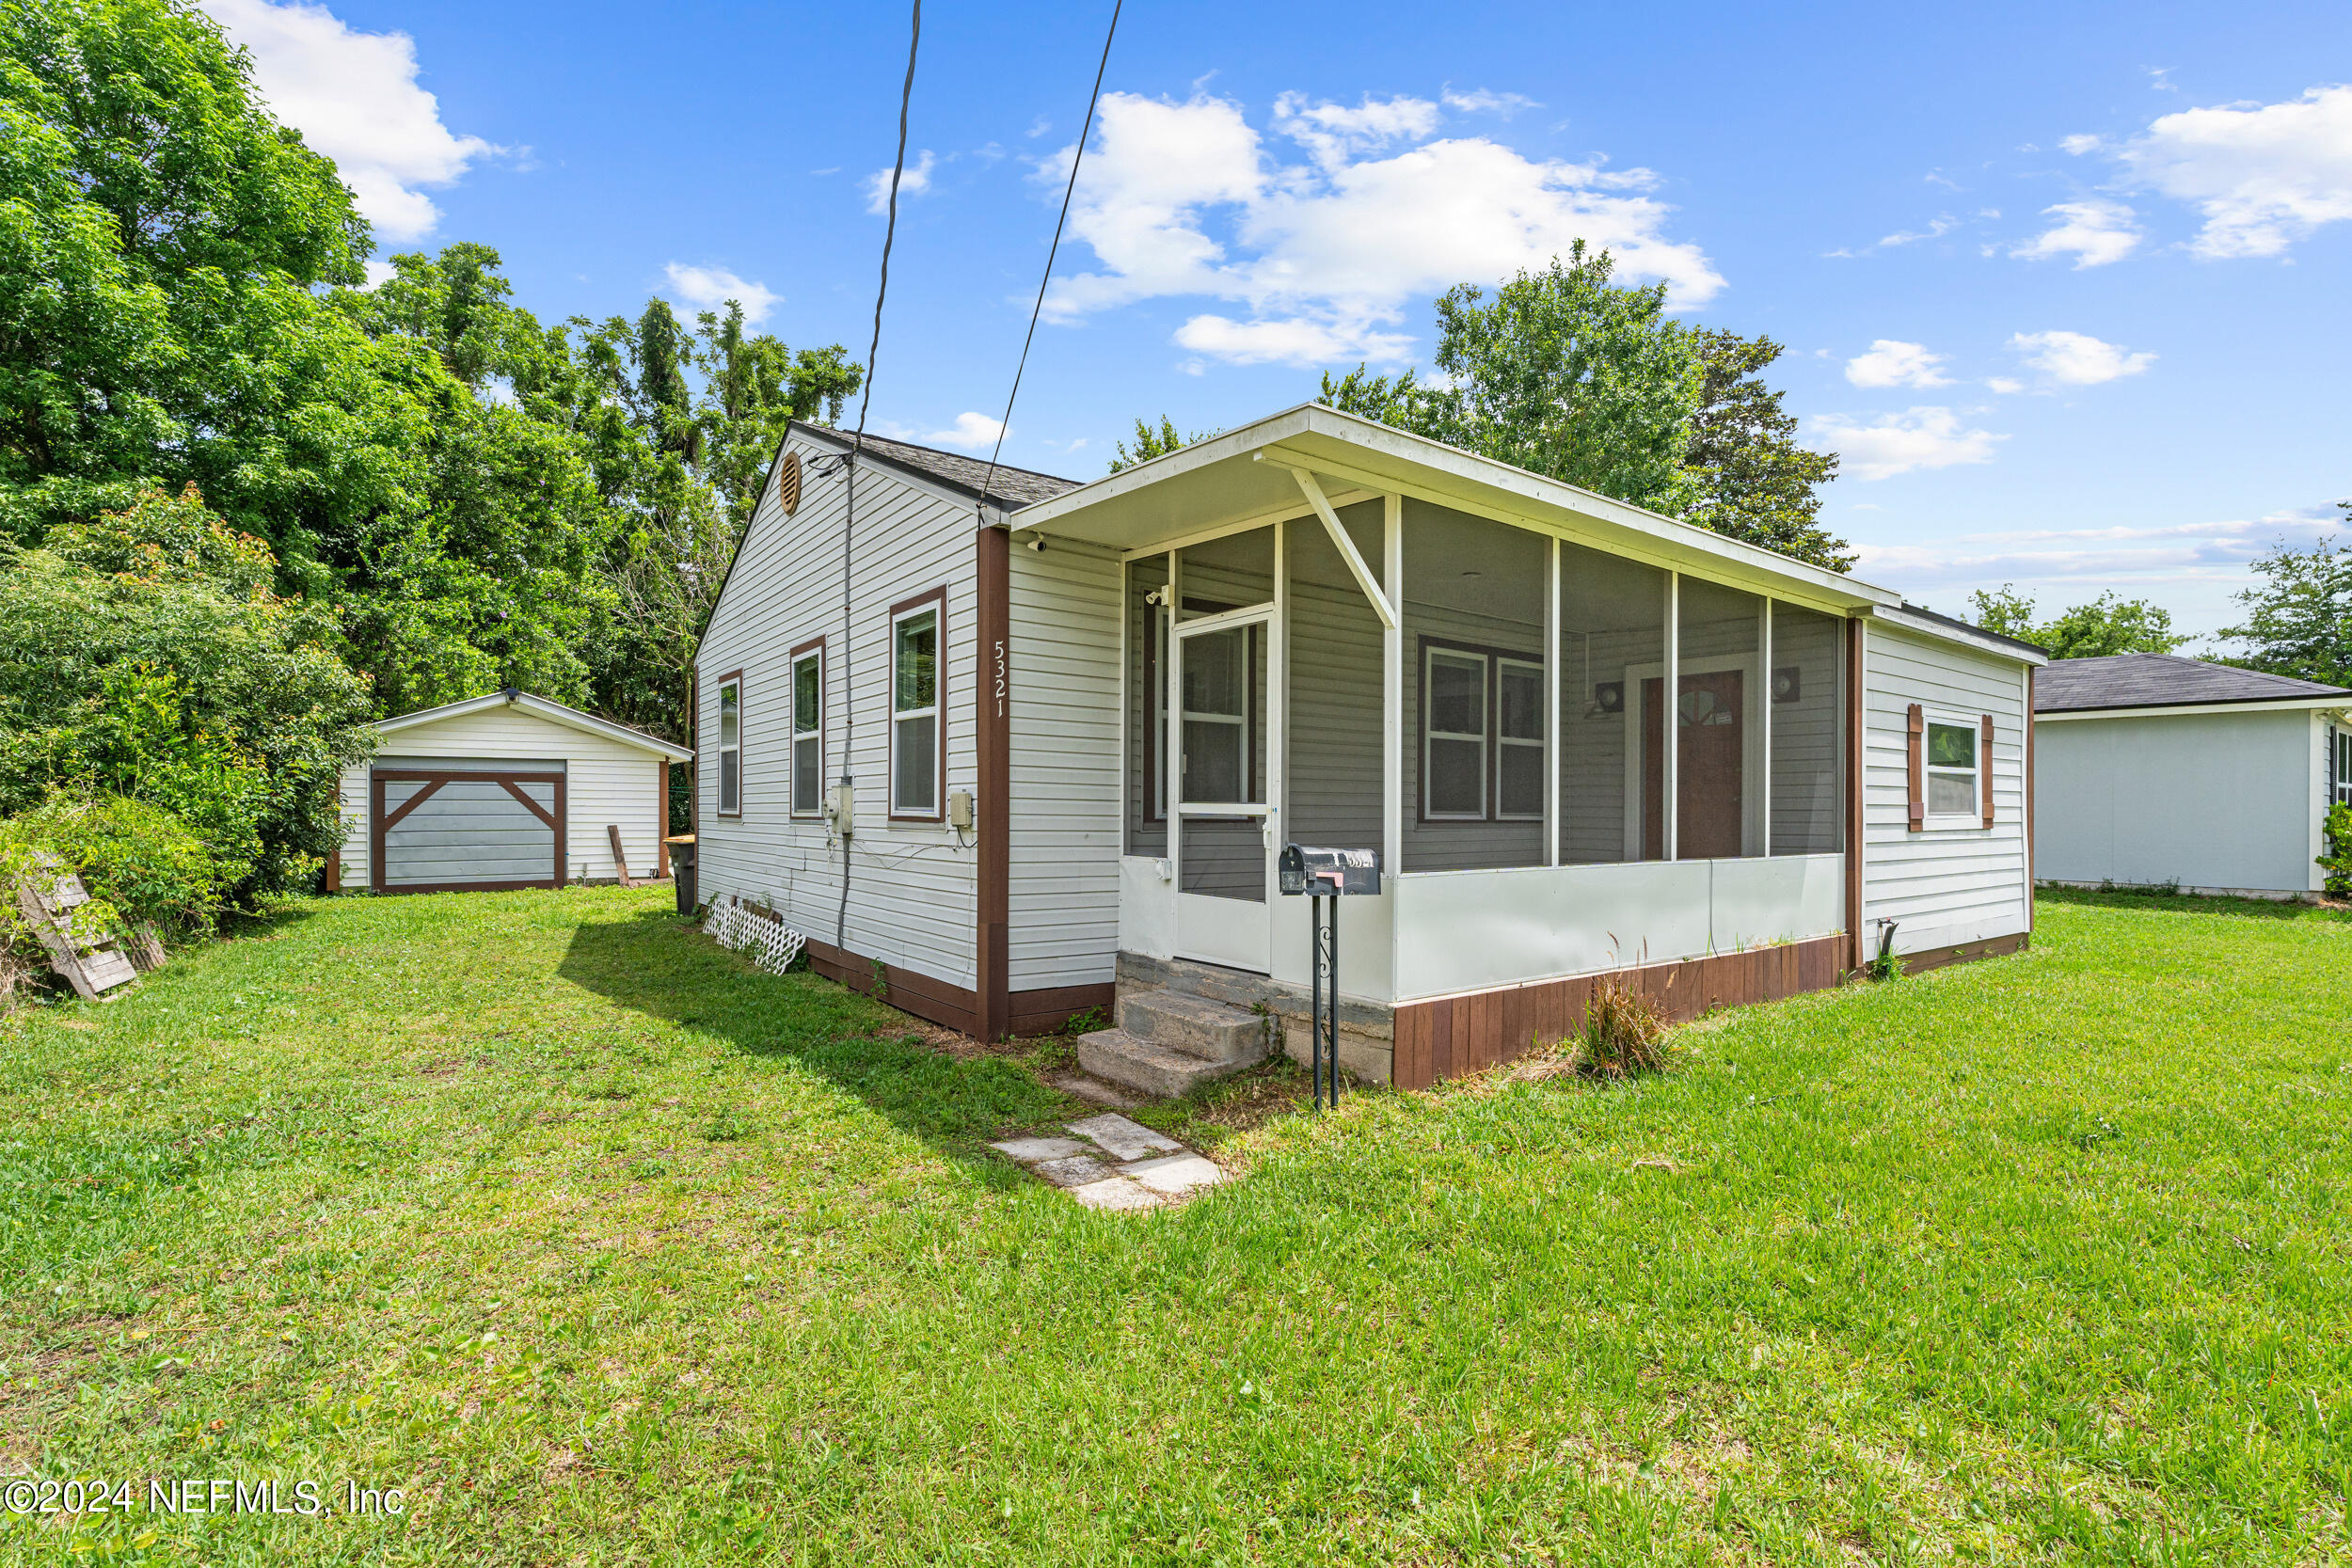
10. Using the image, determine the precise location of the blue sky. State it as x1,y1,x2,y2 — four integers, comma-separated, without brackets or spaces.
204,0,2351,641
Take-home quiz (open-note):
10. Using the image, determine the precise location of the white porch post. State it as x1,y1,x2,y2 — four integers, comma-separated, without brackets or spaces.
1383,493,1404,881
1166,550,1183,887
1267,517,1287,895
1545,537,1561,866
1760,597,1773,857
1663,571,1679,861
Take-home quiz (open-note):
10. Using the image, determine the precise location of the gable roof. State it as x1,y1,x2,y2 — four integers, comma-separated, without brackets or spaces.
2034,653,2352,715
376,689,693,760
797,424,1080,510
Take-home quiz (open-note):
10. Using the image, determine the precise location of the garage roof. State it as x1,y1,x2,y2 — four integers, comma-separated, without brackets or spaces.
376,689,693,760
2036,653,2352,715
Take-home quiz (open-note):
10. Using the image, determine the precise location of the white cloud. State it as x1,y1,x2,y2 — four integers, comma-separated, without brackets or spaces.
1845,340,1951,389
2010,198,2141,268
2106,85,2352,258
1877,214,1957,246
661,263,781,325
1984,375,2026,394
865,150,936,215
201,0,501,244
1807,407,2005,481
2007,329,2155,385
1440,87,1539,117
889,413,1002,451
1040,89,1723,368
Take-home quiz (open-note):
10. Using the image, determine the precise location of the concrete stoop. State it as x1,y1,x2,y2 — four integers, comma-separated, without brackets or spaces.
1073,988,1273,1099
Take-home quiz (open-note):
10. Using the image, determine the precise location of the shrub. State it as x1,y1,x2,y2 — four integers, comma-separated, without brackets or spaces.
0,794,223,942
0,488,373,905
2321,803,2352,897
1579,979,1669,1078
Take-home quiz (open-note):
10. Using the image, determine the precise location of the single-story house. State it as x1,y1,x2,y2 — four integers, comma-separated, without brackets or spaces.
334,689,692,895
691,404,2045,1091
2033,653,2352,899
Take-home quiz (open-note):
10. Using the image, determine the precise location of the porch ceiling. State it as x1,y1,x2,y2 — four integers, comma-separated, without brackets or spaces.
1012,403,1901,619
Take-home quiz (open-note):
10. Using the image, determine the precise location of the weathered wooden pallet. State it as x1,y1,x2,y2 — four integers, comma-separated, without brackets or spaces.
12,854,141,1000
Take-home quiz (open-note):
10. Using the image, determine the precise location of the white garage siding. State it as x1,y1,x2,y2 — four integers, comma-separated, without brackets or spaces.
1006,541,1122,990
694,436,981,991
1859,619,2031,956
338,705,672,888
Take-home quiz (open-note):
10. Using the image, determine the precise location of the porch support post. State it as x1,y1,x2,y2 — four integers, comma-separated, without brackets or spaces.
1663,572,1679,860
1267,515,1287,896
1759,598,1773,857
1545,537,1560,866
1167,549,1183,888
1382,493,1403,881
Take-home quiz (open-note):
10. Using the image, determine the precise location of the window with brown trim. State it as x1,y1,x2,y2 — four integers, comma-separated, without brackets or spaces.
789,640,824,817
889,590,946,820
714,673,743,816
1922,712,1979,823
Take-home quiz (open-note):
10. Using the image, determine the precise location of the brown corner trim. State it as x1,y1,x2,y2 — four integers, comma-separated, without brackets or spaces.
976,527,1011,1042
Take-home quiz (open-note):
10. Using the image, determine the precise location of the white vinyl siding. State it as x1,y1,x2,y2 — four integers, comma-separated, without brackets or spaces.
1007,541,1122,990
693,439,978,990
1860,622,2029,955
337,706,666,887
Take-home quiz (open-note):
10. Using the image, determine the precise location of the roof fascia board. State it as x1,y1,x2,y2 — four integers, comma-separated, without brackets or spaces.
1011,404,1332,529
795,422,1030,521
1111,487,1379,563
1873,605,2049,666
2038,695,2352,721
375,692,691,759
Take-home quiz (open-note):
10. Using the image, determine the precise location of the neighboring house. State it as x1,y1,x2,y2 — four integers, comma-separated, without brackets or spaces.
334,689,692,895
691,405,2045,1091
2033,653,2352,899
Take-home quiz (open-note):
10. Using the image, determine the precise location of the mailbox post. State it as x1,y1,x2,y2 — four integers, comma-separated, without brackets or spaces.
1278,844,1380,1110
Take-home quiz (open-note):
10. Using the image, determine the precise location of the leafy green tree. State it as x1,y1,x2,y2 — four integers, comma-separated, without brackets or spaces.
1319,245,1705,515
0,487,373,905
1967,584,2184,658
2218,516,2352,687
1108,416,1211,473
1683,330,1851,570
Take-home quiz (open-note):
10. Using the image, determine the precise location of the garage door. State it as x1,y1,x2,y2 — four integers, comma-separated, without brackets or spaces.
372,768,566,893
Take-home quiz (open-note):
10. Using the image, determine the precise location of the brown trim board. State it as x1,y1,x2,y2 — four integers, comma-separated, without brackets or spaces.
976,525,1011,1041
802,935,980,1037
1009,983,1116,1037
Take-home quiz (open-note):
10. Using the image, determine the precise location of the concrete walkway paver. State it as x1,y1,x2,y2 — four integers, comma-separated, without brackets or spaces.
990,1113,1226,1210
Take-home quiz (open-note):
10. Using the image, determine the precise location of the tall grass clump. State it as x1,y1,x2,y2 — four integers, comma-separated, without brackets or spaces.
1579,978,1669,1078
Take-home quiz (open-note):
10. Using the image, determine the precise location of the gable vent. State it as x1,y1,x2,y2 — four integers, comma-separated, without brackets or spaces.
776,451,803,515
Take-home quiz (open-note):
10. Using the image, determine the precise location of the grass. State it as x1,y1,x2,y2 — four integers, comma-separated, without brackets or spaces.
2,883,2349,1565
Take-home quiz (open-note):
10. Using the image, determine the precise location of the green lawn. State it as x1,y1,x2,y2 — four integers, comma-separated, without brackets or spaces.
4,886,2349,1566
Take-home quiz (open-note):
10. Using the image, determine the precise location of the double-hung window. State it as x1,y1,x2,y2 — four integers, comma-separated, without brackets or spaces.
714,674,742,816
1496,659,1546,819
789,642,823,816
890,595,943,819
1422,642,1549,822
1924,716,1979,819
2335,726,2350,808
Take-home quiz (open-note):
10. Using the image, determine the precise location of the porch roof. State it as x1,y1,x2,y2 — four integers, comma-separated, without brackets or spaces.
1012,404,1910,625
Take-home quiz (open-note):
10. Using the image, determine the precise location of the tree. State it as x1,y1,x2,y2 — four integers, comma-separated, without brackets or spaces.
1321,245,1704,515
1682,329,1851,570
1108,416,1211,473
1966,584,2184,659
2218,515,2352,686
0,487,373,905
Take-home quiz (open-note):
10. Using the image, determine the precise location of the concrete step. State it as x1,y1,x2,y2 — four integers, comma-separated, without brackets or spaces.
1075,1028,1253,1100
1117,990,1267,1064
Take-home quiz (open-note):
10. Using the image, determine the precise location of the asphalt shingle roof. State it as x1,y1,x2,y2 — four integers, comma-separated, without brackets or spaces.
2034,652,2350,713
803,425,1081,510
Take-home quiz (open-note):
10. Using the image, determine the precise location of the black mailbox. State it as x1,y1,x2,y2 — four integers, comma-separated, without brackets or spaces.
1279,844,1381,896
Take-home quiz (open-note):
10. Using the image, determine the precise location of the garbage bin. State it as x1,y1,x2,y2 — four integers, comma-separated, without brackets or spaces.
664,835,696,915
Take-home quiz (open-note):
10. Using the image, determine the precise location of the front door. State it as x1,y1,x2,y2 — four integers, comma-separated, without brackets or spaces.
1173,613,1272,971
1642,669,1744,860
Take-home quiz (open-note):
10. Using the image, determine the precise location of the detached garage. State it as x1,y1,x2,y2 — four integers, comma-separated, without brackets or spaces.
334,689,693,895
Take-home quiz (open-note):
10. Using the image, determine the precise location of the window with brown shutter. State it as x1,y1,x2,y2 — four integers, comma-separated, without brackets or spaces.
1979,713,1995,827
1906,703,1925,830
